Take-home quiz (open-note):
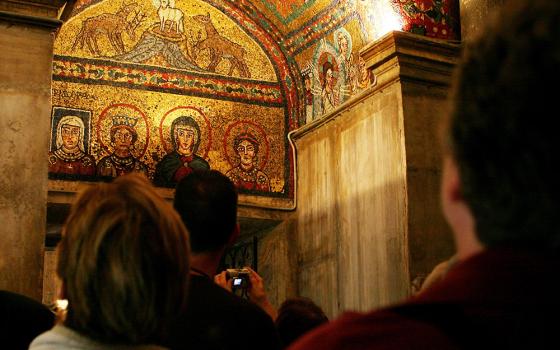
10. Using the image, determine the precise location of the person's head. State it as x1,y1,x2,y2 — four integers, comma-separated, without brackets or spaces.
110,125,137,154
174,170,238,254
337,32,349,57
171,116,201,156
234,133,259,169
57,173,190,344
110,115,139,156
304,74,311,89
442,0,560,255
275,297,329,348
56,115,85,152
322,62,335,89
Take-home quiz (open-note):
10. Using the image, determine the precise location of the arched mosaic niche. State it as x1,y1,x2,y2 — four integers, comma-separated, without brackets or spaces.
50,0,460,207
50,0,300,206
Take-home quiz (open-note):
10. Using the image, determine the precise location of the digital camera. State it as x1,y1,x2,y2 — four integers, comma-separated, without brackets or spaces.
226,268,250,289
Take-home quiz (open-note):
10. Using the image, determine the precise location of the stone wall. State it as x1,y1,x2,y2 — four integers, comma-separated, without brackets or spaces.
292,32,459,318
0,1,66,300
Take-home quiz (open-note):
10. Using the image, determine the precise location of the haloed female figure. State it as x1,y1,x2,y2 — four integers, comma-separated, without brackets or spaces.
154,116,210,188
48,115,96,176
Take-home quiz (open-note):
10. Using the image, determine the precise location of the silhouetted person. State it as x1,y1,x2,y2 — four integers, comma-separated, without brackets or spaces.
290,1,560,349
30,174,190,349
276,297,328,348
0,290,55,350
168,170,279,350
215,267,328,348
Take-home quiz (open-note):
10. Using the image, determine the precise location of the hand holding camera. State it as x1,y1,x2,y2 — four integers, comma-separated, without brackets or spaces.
214,268,251,293
214,266,277,320
226,268,251,290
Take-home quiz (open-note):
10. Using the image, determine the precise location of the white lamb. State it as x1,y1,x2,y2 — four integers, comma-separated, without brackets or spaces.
158,0,184,33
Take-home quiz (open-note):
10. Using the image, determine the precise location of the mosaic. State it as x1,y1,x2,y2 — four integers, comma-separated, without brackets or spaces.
393,0,459,39
51,0,460,204
50,82,288,195
52,0,298,203
298,26,374,124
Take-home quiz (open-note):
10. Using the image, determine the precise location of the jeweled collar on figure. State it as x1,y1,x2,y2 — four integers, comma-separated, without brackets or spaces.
110,153,135,167
235,165,259,182
54,148,85,162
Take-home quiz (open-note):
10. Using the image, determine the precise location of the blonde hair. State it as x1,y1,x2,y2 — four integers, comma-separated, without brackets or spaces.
57,173,190,344
56,115,85,151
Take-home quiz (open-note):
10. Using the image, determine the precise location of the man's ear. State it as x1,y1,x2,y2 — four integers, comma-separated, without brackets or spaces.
441,156,483,259
227,223,240,247
442,156,462,204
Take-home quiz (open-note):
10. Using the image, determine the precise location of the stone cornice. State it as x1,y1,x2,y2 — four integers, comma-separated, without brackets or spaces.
0,0,75,28
360,30,461,88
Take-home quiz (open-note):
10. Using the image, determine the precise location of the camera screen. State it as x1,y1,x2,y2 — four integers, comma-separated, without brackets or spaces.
233,278,243,286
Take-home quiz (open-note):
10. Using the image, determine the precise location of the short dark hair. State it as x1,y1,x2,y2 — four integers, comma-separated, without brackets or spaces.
446,0,560,250
174,170,238,253
57,174,190,344
234,132,259,155
275,297,328,347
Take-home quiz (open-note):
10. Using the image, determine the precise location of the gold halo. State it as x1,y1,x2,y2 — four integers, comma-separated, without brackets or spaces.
159,106,211,157
223,120,269,170
97,103,149,158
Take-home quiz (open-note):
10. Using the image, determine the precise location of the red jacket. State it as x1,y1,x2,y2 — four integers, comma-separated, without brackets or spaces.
289,247,560,349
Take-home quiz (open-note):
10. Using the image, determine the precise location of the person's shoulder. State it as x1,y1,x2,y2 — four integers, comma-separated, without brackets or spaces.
29,325,72,349
187,276,276,331
190,155,210,169
256,170,269,181
96,155,110,164
288,308,457,350
81,154,96,166
0,290,53,316
158,151,179,162
178,276,279,349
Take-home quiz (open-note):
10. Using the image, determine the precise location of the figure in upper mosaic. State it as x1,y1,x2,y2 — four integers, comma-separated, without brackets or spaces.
320,60,340,114
96,115,148,178
226,132,270,192
157,0,184,33
49,113,96,177
191,13,251,78
72,2,143,56
154,115,210,187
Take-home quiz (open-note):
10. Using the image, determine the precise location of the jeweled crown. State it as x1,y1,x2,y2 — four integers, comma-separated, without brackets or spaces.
112,115,138,128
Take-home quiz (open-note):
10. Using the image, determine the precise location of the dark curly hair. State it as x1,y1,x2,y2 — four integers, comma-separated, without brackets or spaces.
446,0,560,250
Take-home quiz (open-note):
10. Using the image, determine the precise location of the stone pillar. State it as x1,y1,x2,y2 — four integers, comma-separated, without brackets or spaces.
0,0,70,300
360,31,461,297
292,31,460,317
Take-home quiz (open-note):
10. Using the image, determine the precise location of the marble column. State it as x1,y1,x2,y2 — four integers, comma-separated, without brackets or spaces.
0,0,72,300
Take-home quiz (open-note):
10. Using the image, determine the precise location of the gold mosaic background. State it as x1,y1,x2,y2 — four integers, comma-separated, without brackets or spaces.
50,0,459,204
51,80,287,193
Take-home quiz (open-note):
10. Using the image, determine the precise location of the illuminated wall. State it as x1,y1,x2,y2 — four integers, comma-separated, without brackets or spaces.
50,0,459,206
